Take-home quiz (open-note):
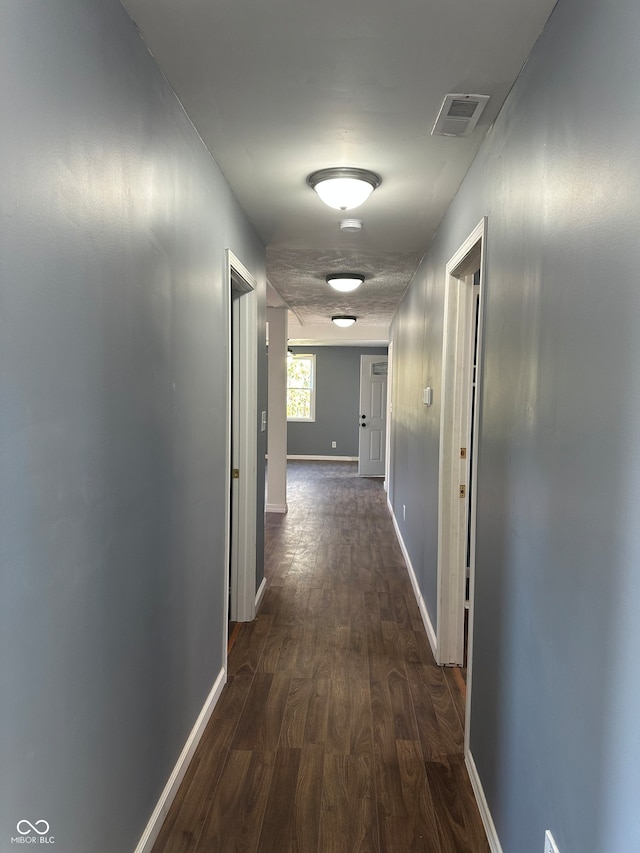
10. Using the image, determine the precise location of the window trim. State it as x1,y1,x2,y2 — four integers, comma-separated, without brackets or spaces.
286,353,316,422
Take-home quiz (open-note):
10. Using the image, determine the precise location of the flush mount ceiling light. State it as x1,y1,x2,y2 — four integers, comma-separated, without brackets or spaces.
332,315,357,328
307,168,381,211
339,218,363,233
326,274,364,293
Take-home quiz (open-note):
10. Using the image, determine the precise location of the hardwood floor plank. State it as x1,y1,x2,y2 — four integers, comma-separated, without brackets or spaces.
227,613,272,677
306,586,336,621
380,816,442,853
406,671,451,763
151,462,488,853
255,747,302,853
427,756,490,853
256,622,289,673
280,677,329,748
370,683,409,820
270,623,304,672
390,593,414,631
193,750,273,853
326,675,373,756
289,743,325,853
407,662,464,760
260,583,309,627
333,626,370,683
396,740,441,831
442,664,466,730
303,681,331,746
230,671,292,753
376,591,394,622
389,665,421,742
296,622,335,679
319,753,379,853
378,739,443,853
152,675,253,853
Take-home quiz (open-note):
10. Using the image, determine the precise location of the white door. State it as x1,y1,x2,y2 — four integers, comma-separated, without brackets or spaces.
229,288,241,623
358,355,388,477
224,251,258,645
437,218,486,678
384,341,394,494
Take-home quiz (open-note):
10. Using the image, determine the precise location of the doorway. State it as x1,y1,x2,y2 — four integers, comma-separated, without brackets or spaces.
224,251,258,664
384,341,394,495
358,354,388,477
436,219,486,679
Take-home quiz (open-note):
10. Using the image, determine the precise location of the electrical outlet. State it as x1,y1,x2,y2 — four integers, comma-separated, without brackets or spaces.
331,441,336,448
402,504,406,522
544,830,560,853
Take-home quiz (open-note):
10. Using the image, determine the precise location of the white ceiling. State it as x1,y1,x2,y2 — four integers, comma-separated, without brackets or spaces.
121,0,557,342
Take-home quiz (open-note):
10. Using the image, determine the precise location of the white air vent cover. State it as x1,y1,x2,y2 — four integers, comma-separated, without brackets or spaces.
431,94,490,138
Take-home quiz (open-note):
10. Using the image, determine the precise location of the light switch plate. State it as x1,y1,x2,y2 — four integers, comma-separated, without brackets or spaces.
544,830,560,853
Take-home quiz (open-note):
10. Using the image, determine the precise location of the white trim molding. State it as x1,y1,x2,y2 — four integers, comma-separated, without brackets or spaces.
465,750,504,853
266,503,288,513
255,576,267,612
225,249,258,627
134,668,227,853
287,454,358,462
437,217,486,667
388,497,438,659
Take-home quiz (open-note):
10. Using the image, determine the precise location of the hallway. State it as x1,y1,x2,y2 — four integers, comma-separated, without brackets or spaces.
152,461,489,852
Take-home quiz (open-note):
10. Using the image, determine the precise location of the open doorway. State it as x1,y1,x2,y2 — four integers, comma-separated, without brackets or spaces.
436,219,486,698
224,250,258,664
384,341,394,495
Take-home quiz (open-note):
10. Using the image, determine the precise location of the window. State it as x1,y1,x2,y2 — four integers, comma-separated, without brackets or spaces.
287,354,316,421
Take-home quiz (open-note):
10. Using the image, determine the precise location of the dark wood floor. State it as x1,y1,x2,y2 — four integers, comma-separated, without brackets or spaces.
152,461,489,853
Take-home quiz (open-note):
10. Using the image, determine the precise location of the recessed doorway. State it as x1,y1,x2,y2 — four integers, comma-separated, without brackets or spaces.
224,250,258,665
436,218,486,687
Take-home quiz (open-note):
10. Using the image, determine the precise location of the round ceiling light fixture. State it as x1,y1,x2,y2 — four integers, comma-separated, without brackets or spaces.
332,315,357,328
307,168,381,211
340,218,363,233
326,274,364,293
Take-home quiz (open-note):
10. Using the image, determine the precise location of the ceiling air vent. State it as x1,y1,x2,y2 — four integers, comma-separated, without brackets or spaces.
431,94,490,138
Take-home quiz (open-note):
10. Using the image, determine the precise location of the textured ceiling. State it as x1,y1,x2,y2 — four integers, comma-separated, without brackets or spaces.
267,248,422,326
121,0,558,340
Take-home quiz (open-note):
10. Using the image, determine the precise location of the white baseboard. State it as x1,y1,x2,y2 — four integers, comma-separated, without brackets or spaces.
287,454,358,462
266,503,288,513
255,576,267,612
465,750,504,853
388,498,499,853
134,668,227,853
387,497,438,659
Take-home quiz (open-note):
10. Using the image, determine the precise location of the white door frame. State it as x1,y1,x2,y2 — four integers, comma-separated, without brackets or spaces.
224,249,258,659
384,340,394,494
436,218,486,669
358,354,388,477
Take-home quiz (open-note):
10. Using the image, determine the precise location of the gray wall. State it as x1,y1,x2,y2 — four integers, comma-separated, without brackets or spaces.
287,347,387,457
389,0,640,850
0,2,266,851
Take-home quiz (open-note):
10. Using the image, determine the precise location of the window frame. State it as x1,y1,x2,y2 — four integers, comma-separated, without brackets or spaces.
286,353,316,422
